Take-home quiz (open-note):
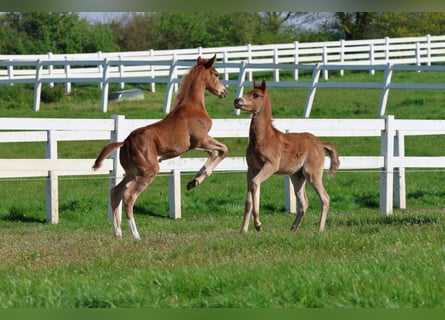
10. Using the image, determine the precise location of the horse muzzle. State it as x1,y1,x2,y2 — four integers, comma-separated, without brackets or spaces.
234,97,244,109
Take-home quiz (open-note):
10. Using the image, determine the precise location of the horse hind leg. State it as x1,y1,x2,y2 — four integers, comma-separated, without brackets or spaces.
122,172,157,239
308,171,330,232
110,175,134,238
290,172,308,232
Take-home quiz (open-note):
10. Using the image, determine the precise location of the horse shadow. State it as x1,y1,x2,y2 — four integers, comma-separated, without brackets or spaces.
1,206,45,223
133,203,169,219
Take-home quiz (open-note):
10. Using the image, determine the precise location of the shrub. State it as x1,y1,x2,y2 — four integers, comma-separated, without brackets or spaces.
41,85,65,103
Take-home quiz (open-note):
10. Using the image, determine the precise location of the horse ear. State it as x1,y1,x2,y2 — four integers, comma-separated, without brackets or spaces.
197,56,202,64
205,54,216,68
261,78,267,90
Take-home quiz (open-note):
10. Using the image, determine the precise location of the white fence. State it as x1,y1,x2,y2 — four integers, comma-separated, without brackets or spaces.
1,35,445,115
1,116,444,224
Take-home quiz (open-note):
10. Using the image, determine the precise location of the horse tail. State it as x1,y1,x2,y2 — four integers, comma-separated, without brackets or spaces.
322,142,340,178
92,141,125,171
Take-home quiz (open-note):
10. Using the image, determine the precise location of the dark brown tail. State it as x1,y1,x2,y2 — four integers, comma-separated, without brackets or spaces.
92,141,125,171
322,142,340,178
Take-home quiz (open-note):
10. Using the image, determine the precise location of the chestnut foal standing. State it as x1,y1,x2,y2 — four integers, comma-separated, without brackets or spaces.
93,55,228,239
234,80,340,234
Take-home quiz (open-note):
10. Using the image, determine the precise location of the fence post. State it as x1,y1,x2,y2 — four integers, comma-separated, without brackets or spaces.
380,115,395,215
273,48,279,82
394,130,406,209
233,61,247,116
223,50,229,83
163,56,178,113
293,41,299,81
8,58,14,83
45,130,59,224
149,49,156,93
64,56,71,94
340,39,345,76
168,169,182,219
378,63,393,117
118,55,125,90
100,58,110,113
322,46,328,80
48,52,54,88
303,64,321,118
33,60,43,112
426,34,431,66
247,44,253,82
369,44,375,76
384,37,390,63
109,115,125,220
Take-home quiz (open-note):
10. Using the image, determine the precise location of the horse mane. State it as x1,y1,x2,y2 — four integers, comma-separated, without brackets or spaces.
170,60,204,112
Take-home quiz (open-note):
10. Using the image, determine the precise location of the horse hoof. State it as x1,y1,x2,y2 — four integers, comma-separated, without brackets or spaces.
186,179,199,190
255,225,262,232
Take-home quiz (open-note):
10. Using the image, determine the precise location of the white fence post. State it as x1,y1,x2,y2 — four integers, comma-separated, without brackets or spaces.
378,63,393,117
322,46,328,80
426,34,431,66
303,64,321,118
273,48,279,82
33,60,43,112
149,49,156,93
380,115,395,215
100,58,110,113
163,56,178,113
340,39,345,77
108,115,125,220
394,130,406,209
118,55,125,90
48,52,54,88
64,56,71,94
293,41,299,81
233,61,247,116
45,130,59,224
168,169,182,219
369,44,375,76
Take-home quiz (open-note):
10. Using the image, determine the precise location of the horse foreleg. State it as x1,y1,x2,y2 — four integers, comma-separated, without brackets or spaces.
241,169,255,234
187,139,227,190
243,164,276,233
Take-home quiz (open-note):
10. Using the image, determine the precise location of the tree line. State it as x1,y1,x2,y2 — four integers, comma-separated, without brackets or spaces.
1,12,445,55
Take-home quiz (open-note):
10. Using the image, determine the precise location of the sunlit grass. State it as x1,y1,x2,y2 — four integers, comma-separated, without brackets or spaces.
0,71,444,307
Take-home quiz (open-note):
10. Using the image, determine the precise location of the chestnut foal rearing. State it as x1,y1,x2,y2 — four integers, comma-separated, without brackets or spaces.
234,80,340,234
93,55,228,239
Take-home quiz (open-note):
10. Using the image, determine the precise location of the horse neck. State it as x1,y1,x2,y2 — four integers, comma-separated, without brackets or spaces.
172,69,207,112
249,95,274,142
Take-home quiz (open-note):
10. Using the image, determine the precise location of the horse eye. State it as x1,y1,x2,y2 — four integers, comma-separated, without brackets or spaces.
253,93,259,98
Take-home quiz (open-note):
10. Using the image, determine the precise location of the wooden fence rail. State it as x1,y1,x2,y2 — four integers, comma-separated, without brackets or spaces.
1,116,444,224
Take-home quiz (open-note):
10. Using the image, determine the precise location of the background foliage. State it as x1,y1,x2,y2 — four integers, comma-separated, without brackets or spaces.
2,12,445,54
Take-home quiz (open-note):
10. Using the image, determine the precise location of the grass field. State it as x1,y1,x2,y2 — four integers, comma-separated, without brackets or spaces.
0,69,444,308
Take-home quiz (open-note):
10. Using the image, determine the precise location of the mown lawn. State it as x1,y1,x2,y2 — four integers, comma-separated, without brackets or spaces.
0,70,444,308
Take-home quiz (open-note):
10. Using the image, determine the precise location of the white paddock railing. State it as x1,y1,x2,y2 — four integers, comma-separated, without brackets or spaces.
0,116,444,224
1,35,445,114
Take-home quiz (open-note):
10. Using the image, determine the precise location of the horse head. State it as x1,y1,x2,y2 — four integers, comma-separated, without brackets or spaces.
233,79,269,114
197,55,227,99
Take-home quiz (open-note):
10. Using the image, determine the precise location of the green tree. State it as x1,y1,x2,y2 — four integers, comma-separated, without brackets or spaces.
0,12,118,54
330,12,445,40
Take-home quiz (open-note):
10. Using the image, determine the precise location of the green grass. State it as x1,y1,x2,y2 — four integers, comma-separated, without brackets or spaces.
0,70,444,308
